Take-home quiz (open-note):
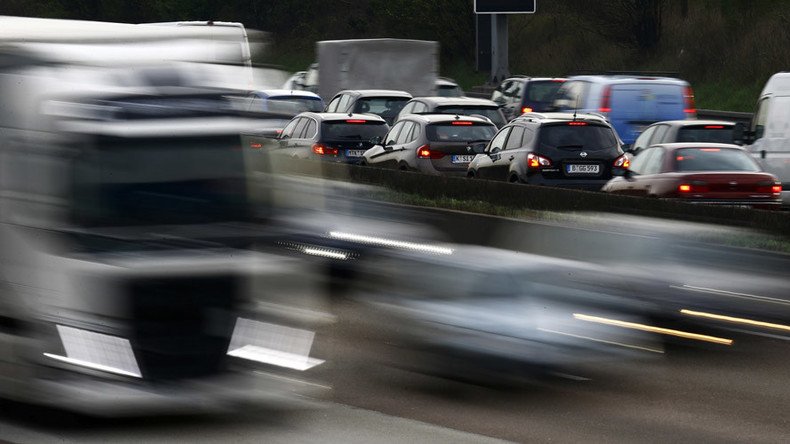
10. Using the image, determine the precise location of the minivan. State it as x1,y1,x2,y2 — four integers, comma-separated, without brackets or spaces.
552,74,696,146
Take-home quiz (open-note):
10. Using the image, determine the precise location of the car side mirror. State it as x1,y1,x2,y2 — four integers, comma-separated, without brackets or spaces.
489,146,501,155
383,145,393,151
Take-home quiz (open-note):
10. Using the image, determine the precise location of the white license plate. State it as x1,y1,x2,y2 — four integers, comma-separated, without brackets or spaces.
346,149,366,157
566,164,600,174
451,155,475,164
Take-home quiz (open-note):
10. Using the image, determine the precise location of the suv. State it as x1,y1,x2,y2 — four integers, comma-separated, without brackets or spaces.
491,76,567,121
362,114,496,175
324,89,412,125
467,112,629,190
552,75,696,146
397,96,507,128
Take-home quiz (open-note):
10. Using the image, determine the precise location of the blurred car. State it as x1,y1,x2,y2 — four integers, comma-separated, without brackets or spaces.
397,96,508,128
361,114,496,175
491,76,566,121
281,70,306,89
551,74,696,145
468,112,629,190
602,143,782,208
630,120,737,155
351,245,664,381
244,89,325,114
268,112,388,163
324,89,412,125
436,77,464,97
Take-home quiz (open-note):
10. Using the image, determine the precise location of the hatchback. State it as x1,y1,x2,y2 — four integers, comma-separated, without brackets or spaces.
602,143,782,208
491,76,567,121
630,120,737,155
270,112,388,163
362,114,497,175
324,89,412,125
397,96,508,128
468,112,629,190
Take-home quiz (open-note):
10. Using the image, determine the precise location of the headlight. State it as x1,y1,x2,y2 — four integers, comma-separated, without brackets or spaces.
44,325,142,378
227,317,324,371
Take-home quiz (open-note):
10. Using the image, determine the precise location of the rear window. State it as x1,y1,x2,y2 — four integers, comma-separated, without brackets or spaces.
268,96,324,113
435,106,505,127
353,97,410,115
321,120,388,141
674,148,760,172
537,123,619,152
525,81,565,103
426,122,496,142
676,125,734,143
437,85,464,97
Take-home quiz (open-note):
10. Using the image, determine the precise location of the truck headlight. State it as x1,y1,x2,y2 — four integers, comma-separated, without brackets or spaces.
44,325,142,378
227,317,324,371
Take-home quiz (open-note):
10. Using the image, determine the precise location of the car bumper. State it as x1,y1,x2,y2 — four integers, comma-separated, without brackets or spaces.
679,199,783,209
524,175,609,191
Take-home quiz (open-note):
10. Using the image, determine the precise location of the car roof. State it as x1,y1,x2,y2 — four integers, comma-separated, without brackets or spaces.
650,142,746,151
506,76,567,83
335,89,412,98
435,77,459,87
402,113,496,125
412,96,499,107
647,119,735,127
253,89,322,99
296,112,387,122
568,75,689,85
514,112,611,125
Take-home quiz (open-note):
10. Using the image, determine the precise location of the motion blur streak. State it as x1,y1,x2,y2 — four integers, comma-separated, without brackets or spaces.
573,314,734,345
43,353,142,378
328,231,454,255
680,309,790,332
672,285,790,306
302,247,349,260
537,328,664,354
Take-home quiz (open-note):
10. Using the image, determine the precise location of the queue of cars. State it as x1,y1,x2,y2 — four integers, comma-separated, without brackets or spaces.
245,74,783,210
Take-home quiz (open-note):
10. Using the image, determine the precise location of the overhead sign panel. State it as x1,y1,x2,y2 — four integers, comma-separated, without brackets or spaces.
474,0,536,14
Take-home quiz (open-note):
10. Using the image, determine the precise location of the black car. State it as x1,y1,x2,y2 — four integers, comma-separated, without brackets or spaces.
324,89,412,125
467,112,629,190
396,96,508,128
269,112,389,163
491,76,567,121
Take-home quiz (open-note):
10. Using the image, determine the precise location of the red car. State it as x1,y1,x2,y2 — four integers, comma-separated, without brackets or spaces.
602,143,782,208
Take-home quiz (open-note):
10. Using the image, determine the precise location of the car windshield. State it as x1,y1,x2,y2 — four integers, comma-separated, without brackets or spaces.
321,120,388,140
676,126,734,143
673,147,760,172
525,80,565,103
267,96,324,113
435,106,505,127
537,123,619,152
426,123,496,142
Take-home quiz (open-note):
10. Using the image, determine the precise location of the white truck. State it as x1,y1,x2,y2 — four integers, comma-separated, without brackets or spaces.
296,38,439,101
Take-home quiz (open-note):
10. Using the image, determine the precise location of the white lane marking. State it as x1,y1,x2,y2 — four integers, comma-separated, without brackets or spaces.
672,284,790,306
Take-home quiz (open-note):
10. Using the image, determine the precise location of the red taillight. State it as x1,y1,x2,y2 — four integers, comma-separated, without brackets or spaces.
678,184,692,193
599,85,611,113
613,154,630,169
250,142,262,149
683,86,696,117
678,181,709,194
312,143,339,156
772,184,782,195
452,121,473,125
521,107,533,113
568,121,587,126
346,119,367,124
700,148,720,152
416,144,445,159
552,79,566,83
704,125,725,129
527,152,552,168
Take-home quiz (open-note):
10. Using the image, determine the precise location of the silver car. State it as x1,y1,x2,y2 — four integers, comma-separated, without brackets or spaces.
361,114,496,175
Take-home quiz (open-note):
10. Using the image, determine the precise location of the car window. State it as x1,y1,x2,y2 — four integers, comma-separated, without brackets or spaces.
504,81,523,104
399,101,415,117
396,121,416,144
650,124,670,144
491,81,507,104
385,122,405,145
426,123,496,142
407,122,422,142
537,124,619,152
280,117,301,139
522,127,536,147
554,80,588,111
336,94,352,113
505,126,525,150
487,127,511,153
321,120,389,141
292,118,308,139
643,148,665,174
753,97,770,139
268,96,324,113
628,147,657,174
632,126,657,152
524,80,565,103
301,119,317,139
676,125,735,143
326,96,341,112
673,147,760,172
414,102,428,113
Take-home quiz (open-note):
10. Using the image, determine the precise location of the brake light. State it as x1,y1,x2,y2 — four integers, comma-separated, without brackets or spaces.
416,144,445,159
312,143,339,156
552,79,566,83
250,142,262,149
700,148,721,152
678,184,692,193
683,86,696,117
599,85,611,113
704,125,725,129
678,181,709,194
527,152,552,168
452,121,473,125
613,154,630,168
568,121,587,126
772,183,782,195
521,107,533,113
346,119,367,123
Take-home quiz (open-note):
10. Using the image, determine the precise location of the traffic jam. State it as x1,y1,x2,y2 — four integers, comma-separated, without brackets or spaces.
0,9,789,444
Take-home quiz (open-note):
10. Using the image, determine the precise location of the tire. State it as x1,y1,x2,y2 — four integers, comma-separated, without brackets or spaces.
467,170,476,179
508,174,521,183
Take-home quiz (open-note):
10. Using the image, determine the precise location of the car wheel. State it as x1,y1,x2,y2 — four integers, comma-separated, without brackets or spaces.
359,159,368,167
398,162,409,172
508,174,521,183
467,170,476,179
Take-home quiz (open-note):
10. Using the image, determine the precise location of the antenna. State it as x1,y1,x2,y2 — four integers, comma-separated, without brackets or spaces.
572,92,580,121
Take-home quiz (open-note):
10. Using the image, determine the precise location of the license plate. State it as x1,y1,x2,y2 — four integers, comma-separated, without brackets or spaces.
451,155,475,164
566,164,600,174
346,149,366,157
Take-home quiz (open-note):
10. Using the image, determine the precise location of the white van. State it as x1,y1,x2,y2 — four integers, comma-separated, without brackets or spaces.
744,72,790,205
